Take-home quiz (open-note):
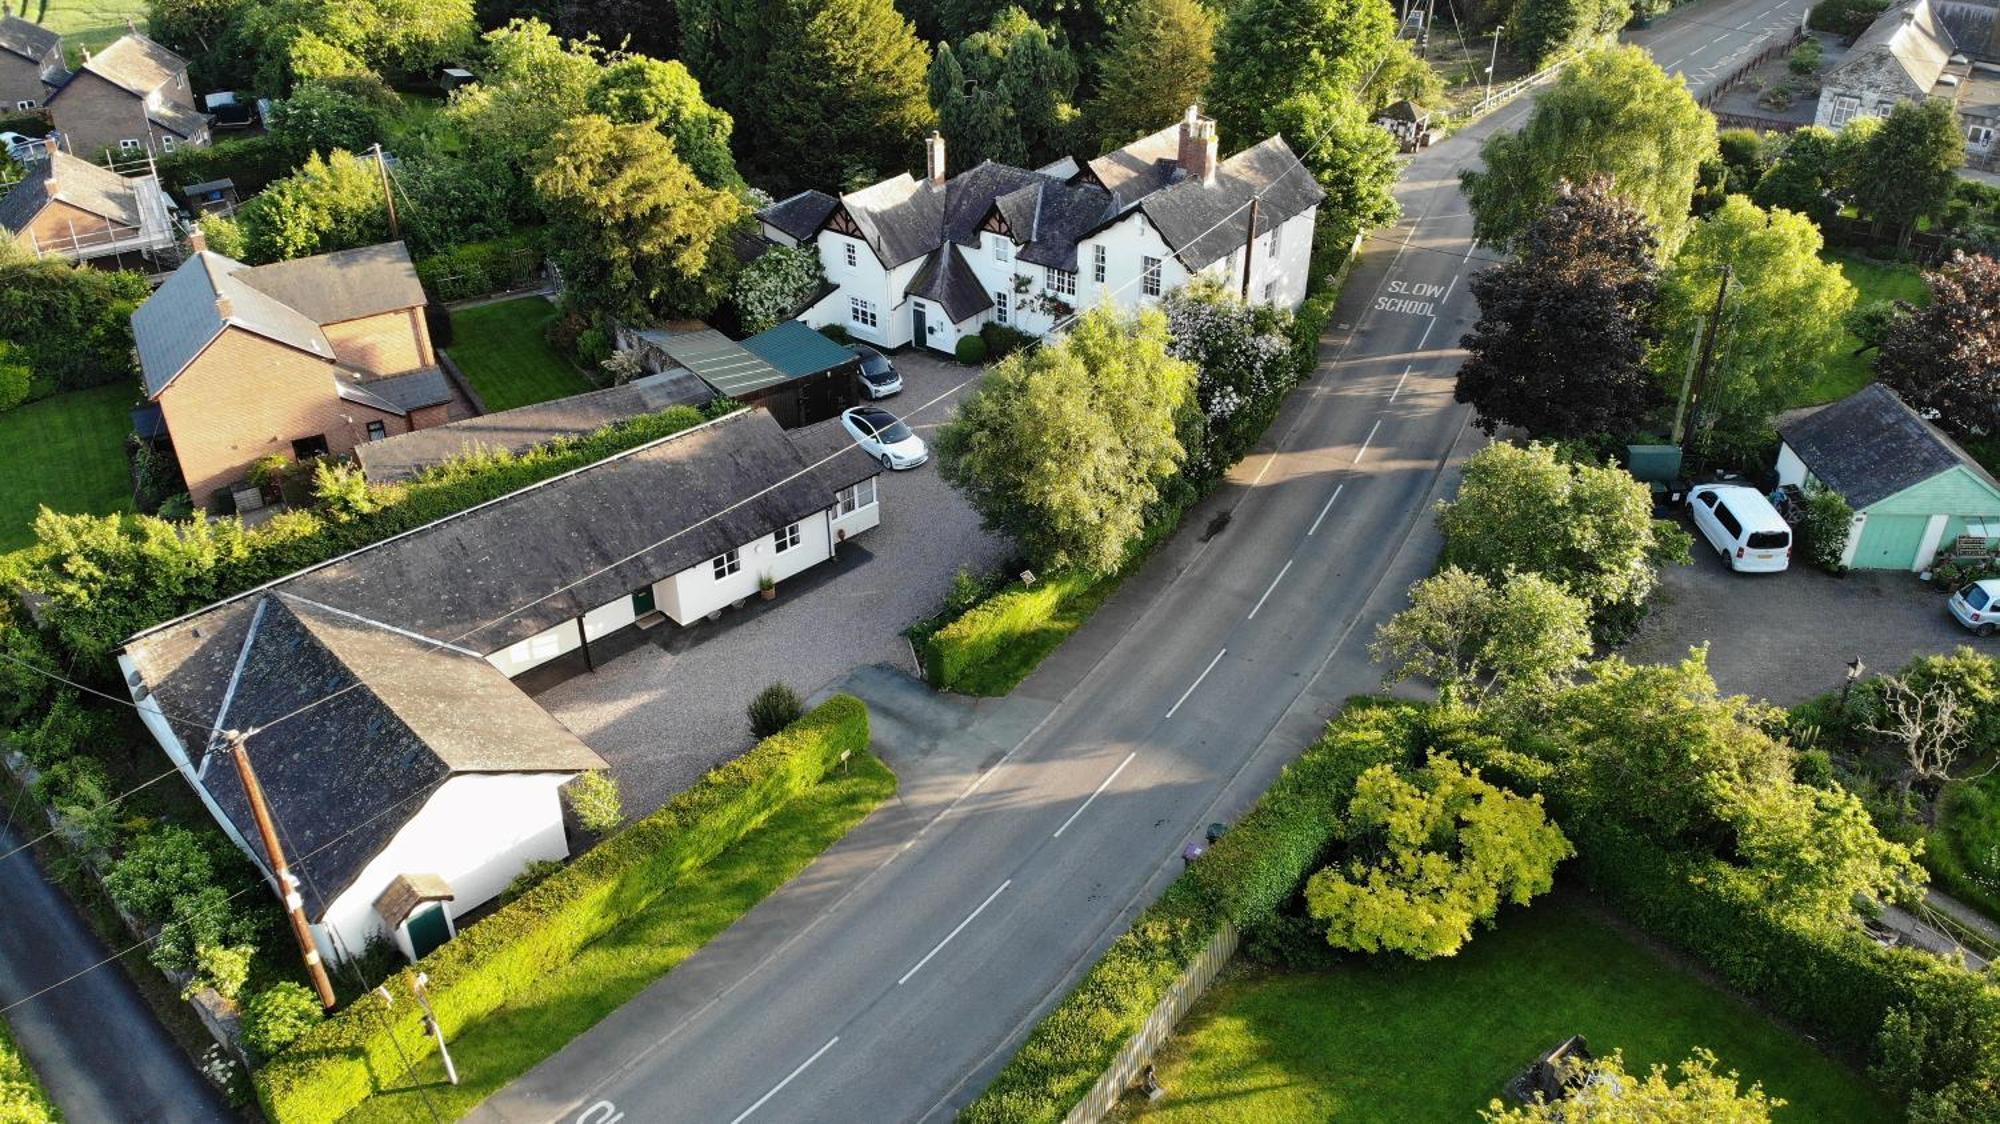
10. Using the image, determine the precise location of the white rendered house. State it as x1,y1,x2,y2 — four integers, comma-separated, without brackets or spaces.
756,107,1323,354
119,409,882,963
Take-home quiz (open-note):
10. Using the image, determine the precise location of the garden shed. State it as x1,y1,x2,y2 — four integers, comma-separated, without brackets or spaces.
631,324,859,428
1775,384,2000,571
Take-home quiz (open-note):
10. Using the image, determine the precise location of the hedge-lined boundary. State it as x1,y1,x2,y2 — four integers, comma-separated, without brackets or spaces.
255,695,871,1124
925,268,1351,697
958,700,1413,1123
0,1011,58,1123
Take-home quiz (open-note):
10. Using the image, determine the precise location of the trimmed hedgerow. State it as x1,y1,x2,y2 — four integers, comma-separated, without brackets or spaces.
958,700,1414,1124
254,694,870,1124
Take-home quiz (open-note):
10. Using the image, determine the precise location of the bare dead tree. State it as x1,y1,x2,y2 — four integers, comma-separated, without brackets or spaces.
1863,674,1994,814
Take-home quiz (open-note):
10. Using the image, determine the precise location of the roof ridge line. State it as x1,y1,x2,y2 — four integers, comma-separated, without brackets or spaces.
273,592,484,658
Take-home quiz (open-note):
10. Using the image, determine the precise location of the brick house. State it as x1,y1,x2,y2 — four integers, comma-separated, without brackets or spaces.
132,240,463,508
0,12,66,112
0,149,176,262
1814,0,2000,169
44,32,208,158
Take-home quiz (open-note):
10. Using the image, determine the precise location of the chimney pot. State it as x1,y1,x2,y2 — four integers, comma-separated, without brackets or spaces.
925,131,947,186
187,226,207,254
1178,106,1218,186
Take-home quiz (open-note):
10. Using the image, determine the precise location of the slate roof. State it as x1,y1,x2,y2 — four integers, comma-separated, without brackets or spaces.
234,242,427,325
907,243,993,323
839,173,948,268
335,367,453,415
1086,123,1185,211
1937,0,2000,61
1777,383,2000,508
146,98,208,140
0,14,60,63
1139,136,1325,271
1828,0,1954,100
134,594,604,920
0,151,141,233
740,320,860,379
760,189,839,241
80,33,184,97
355,370,716,484
133,243,428,397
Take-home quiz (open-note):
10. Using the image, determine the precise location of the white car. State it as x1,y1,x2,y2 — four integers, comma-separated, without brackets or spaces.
1688,484,1791,573
841,405,927,470
1948,578,2000,637
0,131,42,163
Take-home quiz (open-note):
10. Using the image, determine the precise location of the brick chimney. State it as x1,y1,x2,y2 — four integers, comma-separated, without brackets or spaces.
187,225,207,254
925,131,947,186
1178,105,1218,186
215,295,233,319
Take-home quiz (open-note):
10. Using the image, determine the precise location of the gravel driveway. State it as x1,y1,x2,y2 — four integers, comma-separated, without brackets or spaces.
535,352,1012,815
1618,514,1985,706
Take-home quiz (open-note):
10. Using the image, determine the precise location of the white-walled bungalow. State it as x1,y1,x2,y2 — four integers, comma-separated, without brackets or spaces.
756,106,1323,354
119,408,882,962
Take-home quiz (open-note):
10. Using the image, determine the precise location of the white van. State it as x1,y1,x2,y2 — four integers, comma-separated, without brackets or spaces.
1688,484,1791,573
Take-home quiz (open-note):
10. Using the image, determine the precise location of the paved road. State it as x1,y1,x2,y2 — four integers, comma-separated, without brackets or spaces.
0,824,233,1123
474,5,1805,1121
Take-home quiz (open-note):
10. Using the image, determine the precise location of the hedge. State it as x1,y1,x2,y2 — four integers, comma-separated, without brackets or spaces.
413,230,546,303
958,700,1414,1123
254,694,871,1124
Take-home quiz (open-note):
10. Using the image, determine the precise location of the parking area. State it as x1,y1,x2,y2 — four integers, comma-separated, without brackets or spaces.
1619,515,1984,706
535,350,1011,816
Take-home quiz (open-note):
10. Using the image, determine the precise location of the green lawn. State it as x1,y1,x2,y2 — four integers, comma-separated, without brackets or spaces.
24,0,149,62
443,298,597,413
1123,900,1898,1123
1796,250,1931,409
342,752,897,1122
0,382,138,552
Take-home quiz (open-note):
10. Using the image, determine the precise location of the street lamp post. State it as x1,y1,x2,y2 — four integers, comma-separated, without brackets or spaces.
1485,25,1505,109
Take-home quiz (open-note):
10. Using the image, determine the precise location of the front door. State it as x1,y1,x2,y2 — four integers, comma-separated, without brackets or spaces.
406,902,451,960
632,586,656,616
912,304,929,351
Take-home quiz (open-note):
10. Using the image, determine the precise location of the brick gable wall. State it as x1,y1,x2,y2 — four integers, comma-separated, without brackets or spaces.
0,52,48,108
323,308,435,376
10,197,137,256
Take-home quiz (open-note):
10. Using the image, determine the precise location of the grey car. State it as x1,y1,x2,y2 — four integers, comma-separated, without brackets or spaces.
853,345,903,399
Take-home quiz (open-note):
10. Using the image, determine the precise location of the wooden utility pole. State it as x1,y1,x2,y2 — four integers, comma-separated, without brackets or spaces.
223,729,338,1010
370,144,401,240
1678,265,1733,458
1240,197,1259,301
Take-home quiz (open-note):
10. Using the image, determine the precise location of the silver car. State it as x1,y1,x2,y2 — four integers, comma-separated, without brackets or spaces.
1947,578,2000,636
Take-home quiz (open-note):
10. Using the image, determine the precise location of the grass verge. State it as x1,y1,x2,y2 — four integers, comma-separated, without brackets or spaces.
340,751,896,1122
0,1008,59,1122
30,0,146,61
443,298,595,412
1120,899,1897,1124
0,383,137,553
1797,250,1929,408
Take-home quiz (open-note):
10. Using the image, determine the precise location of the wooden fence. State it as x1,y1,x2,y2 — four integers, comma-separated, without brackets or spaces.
1061,922,1240,1124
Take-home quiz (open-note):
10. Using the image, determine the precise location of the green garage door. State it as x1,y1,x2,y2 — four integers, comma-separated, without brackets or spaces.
1853,513,1930,570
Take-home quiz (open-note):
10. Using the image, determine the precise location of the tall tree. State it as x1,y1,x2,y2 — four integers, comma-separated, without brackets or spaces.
1654,196,1854,463
1304,756,1572,959
1509,0,1631,67
1850,98,1963,247
1876,253,2000,439
1205,0,1405,247
448,19,603,168
1087,0,1216,146
235,0,477,93
1483,1050,1782,1123
587,55,742,189
936,306,1194,574
1750,125,1842,224
1462,46,1716,254
929,44,1024,169
929,9,1080,170
1372,567,1594,707
758,0,935,191
1455,177,1663,440
677,0,784,128
531,115,747,320
236,150,391,263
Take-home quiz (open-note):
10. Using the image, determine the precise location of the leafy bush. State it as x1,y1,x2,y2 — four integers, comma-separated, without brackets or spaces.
564,771,625,835
1162,282,1300,488
255,695,870,1124
267,76,398,162
748,682,805,738
1789,37,1825,74
7,691,111,771
0,345,28,411
0,248,149,399
1800,487,1855,572
961,700,1414,1123
241,983,324,1063
954,334,988,364
412,231,546,302
0,1013,57,1122
106,826,218,923
732,245,824,334
185,941,253,1001
1808,0,1889,37
159,135,297,195
817,323,852,345
980,321,1033,359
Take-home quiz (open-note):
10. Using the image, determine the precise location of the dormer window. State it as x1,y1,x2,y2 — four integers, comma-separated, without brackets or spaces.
990,235,1012,263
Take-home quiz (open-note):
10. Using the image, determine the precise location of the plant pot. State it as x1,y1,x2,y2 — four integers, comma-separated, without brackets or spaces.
760,586,776,601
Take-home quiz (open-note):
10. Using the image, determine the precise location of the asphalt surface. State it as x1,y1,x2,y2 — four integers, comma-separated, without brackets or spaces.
472,5,1808,1121
0,823,233,1123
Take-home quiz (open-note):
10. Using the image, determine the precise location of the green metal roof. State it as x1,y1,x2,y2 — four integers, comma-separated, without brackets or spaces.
741,320,858,380
647,328,792,396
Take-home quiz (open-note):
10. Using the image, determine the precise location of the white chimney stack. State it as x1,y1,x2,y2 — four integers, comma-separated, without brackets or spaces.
925,131,947,186
1178,106,1218,186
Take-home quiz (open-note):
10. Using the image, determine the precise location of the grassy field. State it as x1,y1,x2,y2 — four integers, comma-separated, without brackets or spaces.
21,0,148,62
343,752,897,1122
0,382,138,553
1122,900,1898,1123
443,298,597,413
1797,250,1931,408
